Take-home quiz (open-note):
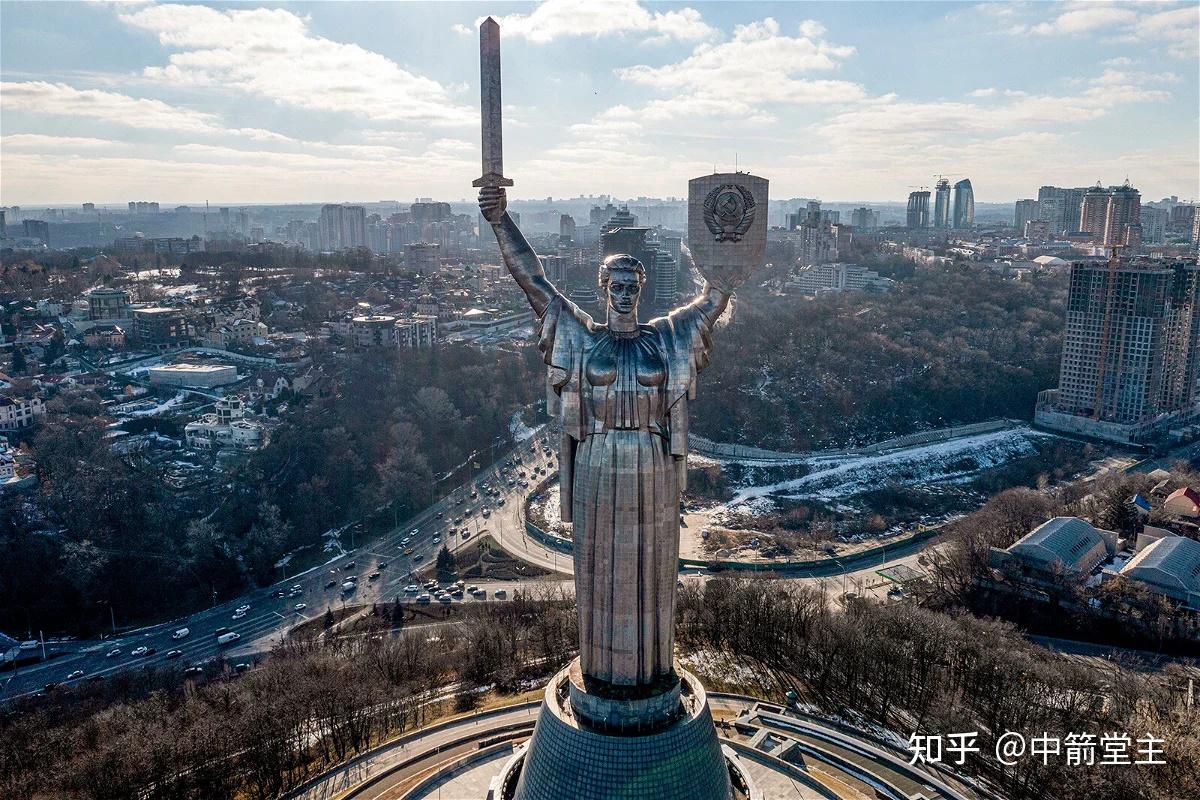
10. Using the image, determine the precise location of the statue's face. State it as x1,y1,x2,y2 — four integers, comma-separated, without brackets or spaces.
607,270,641,315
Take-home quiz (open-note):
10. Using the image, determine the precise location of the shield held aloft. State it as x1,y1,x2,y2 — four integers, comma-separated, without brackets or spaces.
687,172,768,294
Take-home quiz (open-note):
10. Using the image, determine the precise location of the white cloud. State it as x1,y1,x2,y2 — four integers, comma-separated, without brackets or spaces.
1029,6,1137,36
1129,6,1200,59
1006,2,1198,59
614,18,865,121
119,3,472,124
474,0,715,44
1,134,124,150
0,81,222,133
968,88,997,97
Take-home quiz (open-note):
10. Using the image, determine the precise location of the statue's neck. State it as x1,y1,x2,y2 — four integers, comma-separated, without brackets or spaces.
607,307,639,333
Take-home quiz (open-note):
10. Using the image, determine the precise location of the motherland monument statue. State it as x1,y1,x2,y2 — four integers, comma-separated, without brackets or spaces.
474,17,768,800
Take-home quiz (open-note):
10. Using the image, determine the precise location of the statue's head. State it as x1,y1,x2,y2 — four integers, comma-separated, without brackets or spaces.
598,254,646,317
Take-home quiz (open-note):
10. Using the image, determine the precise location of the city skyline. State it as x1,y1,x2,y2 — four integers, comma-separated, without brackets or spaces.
1,0,1198,205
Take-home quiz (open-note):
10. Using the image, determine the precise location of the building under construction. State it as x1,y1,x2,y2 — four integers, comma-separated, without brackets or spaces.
1036,254,1200,445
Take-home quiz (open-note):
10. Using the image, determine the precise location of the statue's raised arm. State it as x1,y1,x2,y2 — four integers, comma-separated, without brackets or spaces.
479,186,558,317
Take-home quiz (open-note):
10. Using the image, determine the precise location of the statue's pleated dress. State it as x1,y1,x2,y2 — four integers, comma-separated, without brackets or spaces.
537,294,714,688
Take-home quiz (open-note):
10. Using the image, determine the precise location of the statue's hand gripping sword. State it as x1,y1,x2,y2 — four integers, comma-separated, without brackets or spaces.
472,17,513,190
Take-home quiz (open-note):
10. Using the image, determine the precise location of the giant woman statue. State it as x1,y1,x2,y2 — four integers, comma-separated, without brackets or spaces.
480,186,731,690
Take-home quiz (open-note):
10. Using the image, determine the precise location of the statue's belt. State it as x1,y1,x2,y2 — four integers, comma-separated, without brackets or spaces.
585,420,668,440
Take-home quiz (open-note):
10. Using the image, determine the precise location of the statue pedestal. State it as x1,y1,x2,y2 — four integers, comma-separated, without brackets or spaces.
488,659,748,800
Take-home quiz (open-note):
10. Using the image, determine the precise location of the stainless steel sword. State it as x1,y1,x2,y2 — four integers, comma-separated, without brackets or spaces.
472,17,514,189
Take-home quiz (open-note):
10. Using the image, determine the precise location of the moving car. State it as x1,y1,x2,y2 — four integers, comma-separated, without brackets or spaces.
166,649,183,659
403,584,419,593
172,627,190,639
67,670,84,680
216,632,241,645
232,610,246,620
131,646,149,657
183,666,204,677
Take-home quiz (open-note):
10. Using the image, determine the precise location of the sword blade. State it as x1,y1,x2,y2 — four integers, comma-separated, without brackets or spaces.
479,17,504,179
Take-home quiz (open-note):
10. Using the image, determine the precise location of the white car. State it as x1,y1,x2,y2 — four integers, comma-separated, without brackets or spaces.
403,584,419,593
401,537,411,546
105,648,121,658
294,603,307,611
232,610,246,620
236,604,251,614
416,593,432,604
432,536,441,544
171,627,190,640
131,646,149,657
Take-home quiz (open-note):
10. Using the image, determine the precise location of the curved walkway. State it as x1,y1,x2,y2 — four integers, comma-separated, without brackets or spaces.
298,693,989,800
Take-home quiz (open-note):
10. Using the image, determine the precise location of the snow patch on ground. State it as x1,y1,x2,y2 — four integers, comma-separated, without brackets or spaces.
530,483,563,530
120,391,187,418
724,426,1054,512
509,411,536,442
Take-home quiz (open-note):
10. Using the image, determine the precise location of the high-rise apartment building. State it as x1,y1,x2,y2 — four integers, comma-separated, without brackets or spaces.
559,214,576,242
1141,206,1169,245
1014,199,1039,232
127,201,160,215
906,191,930,229
1104,184,1141,248
1079,183,1142,247
952,179,974,229
318,204,367,251
1036,257,1200,443
21,219,49,246
1079,186,1110,240
933,178,951,229
1037,186,1088,234
850,207,879,231
406,242,440,273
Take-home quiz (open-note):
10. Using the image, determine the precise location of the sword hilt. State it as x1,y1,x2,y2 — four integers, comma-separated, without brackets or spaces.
473,172,513,188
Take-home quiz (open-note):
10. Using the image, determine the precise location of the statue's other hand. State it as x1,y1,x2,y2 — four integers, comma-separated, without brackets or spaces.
478,186,507,223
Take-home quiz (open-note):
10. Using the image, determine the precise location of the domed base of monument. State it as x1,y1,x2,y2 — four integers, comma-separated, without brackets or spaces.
488,659,748,800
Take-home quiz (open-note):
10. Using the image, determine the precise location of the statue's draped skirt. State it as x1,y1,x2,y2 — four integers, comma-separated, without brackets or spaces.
573,428,679,685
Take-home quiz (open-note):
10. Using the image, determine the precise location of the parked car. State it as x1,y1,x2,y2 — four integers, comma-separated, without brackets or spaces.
494,589,508,598
294,603,307,611
67,670,85,680
325,580,337,589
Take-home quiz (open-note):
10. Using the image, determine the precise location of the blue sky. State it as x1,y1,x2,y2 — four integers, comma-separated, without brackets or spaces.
1,1,1196,205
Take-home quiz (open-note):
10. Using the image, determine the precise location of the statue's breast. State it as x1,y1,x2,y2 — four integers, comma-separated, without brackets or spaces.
584,331,666,389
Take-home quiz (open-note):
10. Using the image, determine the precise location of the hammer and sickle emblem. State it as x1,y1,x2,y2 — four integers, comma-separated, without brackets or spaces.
703,184,756,242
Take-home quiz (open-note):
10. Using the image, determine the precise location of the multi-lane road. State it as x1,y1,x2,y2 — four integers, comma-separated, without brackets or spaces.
1,433,560,701
4,427,948,702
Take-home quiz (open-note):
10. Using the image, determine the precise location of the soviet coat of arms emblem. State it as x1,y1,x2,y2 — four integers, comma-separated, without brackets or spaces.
702,184,756,242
